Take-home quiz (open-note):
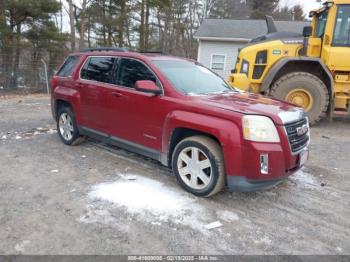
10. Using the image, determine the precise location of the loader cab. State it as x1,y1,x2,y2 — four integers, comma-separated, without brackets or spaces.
306,2,350,67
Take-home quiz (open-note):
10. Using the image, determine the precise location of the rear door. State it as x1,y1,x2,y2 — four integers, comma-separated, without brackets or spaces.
77,56,117,132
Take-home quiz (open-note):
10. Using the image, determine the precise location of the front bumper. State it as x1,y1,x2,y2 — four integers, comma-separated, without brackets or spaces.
227,175,285,192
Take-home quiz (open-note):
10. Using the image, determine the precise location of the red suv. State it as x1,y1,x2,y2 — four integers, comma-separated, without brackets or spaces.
51,48,309,197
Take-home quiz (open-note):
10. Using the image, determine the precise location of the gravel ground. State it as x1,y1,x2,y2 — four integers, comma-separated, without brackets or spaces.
0,94,349,255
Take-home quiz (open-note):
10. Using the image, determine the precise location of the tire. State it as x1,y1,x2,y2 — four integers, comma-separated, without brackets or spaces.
270,72,329,125
171,136,225,197
57,106,80,145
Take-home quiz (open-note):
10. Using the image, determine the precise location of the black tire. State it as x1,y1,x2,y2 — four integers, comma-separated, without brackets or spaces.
270,72,329,125
57,106,80,145
171,136,225,197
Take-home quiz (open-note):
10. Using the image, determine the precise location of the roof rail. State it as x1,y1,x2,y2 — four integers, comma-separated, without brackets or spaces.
139,50,164,54
81,47,128,52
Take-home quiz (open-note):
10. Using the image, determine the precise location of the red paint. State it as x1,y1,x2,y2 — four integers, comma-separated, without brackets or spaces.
51,51,306,184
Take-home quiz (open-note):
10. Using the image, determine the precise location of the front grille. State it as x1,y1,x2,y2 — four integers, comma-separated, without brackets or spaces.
284,118,309,153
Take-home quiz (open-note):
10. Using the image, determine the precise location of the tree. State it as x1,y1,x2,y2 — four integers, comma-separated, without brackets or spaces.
248,0,279,19
0,0,65,89
68,0,76,51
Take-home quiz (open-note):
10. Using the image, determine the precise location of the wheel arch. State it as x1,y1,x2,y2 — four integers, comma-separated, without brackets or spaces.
261,58,334,101
55,99,73,120
167,127,222,169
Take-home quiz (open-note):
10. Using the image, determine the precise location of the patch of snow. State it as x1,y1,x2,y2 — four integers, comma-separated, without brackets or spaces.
254,235,272,245
50,169,59,173
15,135,22,140
336,247,343,252
47,129,57,134
289,170,318,189
87,175,212,233
1,135,7,140
216,210,239,222
14,240,30,253
205,221,223,230
81,155,87,158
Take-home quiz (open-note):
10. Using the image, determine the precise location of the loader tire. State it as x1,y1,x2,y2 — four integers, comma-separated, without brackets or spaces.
270,72,329,125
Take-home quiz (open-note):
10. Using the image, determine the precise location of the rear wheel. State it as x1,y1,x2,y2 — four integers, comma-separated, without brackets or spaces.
57,106,80,145
270,72,329,125
171,136,225,197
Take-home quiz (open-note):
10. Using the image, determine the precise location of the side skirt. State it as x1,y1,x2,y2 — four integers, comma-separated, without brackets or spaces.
78,126,163,163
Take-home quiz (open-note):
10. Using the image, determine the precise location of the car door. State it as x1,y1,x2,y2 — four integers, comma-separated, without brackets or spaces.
104,57,166,151
77,56,117,132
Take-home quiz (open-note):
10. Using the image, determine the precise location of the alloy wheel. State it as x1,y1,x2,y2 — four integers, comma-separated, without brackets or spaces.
58,112,74,141
177,146,213,190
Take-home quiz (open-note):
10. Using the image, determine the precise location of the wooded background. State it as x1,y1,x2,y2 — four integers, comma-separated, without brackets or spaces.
0,0,306,90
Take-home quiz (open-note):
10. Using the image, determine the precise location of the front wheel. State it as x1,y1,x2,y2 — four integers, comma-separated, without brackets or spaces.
172,136,225,197
270,72,329,125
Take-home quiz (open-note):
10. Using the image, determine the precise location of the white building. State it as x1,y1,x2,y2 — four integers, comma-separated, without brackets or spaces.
194,19,309,79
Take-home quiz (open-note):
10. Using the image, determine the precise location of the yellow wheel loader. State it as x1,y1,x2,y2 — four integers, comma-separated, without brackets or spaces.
228,0,350,125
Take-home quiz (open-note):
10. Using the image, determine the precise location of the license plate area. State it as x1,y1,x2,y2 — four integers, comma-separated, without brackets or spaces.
299,149,309,167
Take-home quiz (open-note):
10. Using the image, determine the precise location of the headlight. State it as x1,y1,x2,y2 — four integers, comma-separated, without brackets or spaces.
242,115,280,143
240,59,249,75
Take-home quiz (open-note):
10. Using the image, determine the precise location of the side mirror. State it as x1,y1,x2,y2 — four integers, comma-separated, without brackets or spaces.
303,26,312,37
135,80,161,95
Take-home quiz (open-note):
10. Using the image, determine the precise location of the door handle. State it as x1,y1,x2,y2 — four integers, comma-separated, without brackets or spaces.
111,92,123,97
76,82,85,89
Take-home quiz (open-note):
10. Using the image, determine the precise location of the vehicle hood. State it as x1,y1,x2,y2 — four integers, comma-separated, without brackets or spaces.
195,92,304,125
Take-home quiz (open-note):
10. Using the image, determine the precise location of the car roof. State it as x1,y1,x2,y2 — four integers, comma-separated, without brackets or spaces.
71,49,185,62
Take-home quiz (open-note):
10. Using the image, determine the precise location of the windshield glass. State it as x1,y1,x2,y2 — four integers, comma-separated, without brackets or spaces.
153,60,234,95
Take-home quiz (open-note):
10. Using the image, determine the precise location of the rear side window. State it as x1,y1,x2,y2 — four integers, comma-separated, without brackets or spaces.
80,57,116,84
57,55,79,77
116,58,157,88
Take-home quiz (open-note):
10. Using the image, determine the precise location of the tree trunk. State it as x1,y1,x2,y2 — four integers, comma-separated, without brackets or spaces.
118,0,125,47
68,0,76,51
144,0,150,50
79,0,88,50
139,0,145,51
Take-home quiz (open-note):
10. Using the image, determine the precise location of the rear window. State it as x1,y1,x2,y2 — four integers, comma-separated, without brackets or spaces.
80,56,117,84
57,55,79,77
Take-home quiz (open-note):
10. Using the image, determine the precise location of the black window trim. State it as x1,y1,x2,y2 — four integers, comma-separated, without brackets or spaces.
114,57,164,95
79,55,164,95
79,55,118,85
56,55,80,78
332,4,350,47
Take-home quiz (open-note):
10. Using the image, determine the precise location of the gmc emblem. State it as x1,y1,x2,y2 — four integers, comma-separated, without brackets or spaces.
296,124,308,136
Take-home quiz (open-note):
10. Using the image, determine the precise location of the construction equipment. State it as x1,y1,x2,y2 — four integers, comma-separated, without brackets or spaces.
228,0,350,124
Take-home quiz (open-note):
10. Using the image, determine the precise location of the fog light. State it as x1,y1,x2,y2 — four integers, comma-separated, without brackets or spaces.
260,154,269,175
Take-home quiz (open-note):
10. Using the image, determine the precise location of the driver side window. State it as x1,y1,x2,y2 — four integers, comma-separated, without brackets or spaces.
116,58,157,88
333,5,350,46
316,11,328,38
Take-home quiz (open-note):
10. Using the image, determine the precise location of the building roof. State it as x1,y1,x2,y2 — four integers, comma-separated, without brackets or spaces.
194,19,310,42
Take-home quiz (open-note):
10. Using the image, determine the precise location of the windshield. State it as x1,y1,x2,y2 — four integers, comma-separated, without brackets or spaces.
153,60,234,95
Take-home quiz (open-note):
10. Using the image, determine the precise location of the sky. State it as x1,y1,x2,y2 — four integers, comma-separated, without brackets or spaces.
60,0,323,33
279,0,323,15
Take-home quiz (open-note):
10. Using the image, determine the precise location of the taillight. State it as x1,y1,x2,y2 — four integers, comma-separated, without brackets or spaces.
51,76,58,91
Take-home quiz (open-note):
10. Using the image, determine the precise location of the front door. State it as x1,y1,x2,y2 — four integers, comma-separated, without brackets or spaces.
322,4,350,71
104,57,165,151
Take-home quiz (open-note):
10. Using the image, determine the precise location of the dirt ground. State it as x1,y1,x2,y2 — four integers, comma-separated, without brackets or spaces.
0,94,350,255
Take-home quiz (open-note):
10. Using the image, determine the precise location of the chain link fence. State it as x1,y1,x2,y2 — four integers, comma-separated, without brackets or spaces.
0,47,69,94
